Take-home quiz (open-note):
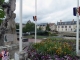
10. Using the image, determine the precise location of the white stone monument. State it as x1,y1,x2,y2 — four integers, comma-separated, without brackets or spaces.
1,0,17,45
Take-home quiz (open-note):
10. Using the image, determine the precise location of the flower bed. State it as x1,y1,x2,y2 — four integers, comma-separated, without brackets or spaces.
27,39,79,60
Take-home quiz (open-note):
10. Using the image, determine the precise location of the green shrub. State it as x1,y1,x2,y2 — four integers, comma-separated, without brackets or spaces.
37,31,49,36
32,39,73,56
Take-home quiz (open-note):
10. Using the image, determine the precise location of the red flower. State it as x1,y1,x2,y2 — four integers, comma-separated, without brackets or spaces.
0,53,2,58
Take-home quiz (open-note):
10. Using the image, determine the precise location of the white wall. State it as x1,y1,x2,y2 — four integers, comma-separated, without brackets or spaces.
57,25,76,32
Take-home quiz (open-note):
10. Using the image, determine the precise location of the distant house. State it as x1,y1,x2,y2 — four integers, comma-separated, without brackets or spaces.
37,23,47,31
37,23,56,31
57,19,77,32
48,23,56,31
16,23,26,28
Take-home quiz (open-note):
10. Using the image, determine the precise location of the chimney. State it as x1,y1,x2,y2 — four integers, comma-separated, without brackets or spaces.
72,19,74,23
60,20,62,22
73,19,74,21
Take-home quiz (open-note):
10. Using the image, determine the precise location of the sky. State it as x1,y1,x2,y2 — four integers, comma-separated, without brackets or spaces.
5,0,79,24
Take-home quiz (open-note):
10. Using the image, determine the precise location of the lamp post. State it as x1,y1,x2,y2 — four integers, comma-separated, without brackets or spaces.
76,0,79,55
19,0,22,52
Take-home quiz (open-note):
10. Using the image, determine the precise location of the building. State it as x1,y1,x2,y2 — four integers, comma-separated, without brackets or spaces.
48,23,56,31
57,19,77,32
37,23,47,31
37,23,56,31
16,23,26,28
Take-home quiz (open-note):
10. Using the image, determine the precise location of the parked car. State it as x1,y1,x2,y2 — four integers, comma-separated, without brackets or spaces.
16,32,28,36
22,33,28,36
22,38,28,42
17,38,28,42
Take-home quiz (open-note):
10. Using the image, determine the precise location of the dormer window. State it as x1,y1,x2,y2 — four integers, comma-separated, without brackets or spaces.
65,23,67,25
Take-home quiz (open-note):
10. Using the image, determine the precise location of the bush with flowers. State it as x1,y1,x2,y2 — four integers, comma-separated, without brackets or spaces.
27,39,79,60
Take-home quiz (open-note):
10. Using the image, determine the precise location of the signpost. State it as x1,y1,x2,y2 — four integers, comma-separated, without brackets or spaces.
73,0,80,56
33,0,37,43
76,0,79,56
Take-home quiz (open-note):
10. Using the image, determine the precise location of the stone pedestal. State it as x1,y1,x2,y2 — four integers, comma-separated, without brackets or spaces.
15,51,27,60
4,34,17,45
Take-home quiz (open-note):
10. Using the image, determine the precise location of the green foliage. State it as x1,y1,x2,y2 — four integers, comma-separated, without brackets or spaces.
46,24,50,31
38,26,42,31
0,0,5,18
0,19,3,25
33,39,73,56
0,0,4,6
0,10,5,18
16,24,19,29
37,31,49,36
23,27,26,33
23,20,35,33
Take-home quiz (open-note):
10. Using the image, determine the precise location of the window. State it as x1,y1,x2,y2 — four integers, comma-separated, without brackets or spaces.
69,26,71,28
66,29,67,31
43,25,45,26
65,26,67,28
62,26,64,28
65,23,67,25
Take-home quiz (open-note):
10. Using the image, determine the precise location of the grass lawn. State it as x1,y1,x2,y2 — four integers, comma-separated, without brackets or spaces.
24,35,63,39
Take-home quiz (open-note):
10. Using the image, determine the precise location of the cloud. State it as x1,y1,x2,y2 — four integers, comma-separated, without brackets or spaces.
5,0,79,24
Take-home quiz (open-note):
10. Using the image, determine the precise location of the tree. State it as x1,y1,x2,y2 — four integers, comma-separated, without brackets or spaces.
16,24,19,29
23,20,35,33
0,0,4,5
0,0,5,25
46,24,50,31
0,0,5,46
0,19,3,25
0,0,5,19
37,26,42,31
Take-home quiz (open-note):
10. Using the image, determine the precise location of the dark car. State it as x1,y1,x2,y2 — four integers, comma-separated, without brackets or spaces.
22,33,28,36
17,38,28,42
22,38,28,42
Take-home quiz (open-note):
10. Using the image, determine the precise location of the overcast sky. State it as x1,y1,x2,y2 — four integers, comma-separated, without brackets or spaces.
5,0,79,24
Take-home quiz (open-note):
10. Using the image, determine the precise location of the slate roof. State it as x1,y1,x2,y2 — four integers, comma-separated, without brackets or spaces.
57,21,77,25
37,23,48,26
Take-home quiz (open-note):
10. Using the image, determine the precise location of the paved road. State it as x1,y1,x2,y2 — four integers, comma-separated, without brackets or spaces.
9,38,42,59
28,38,41,42
22,39,41,49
